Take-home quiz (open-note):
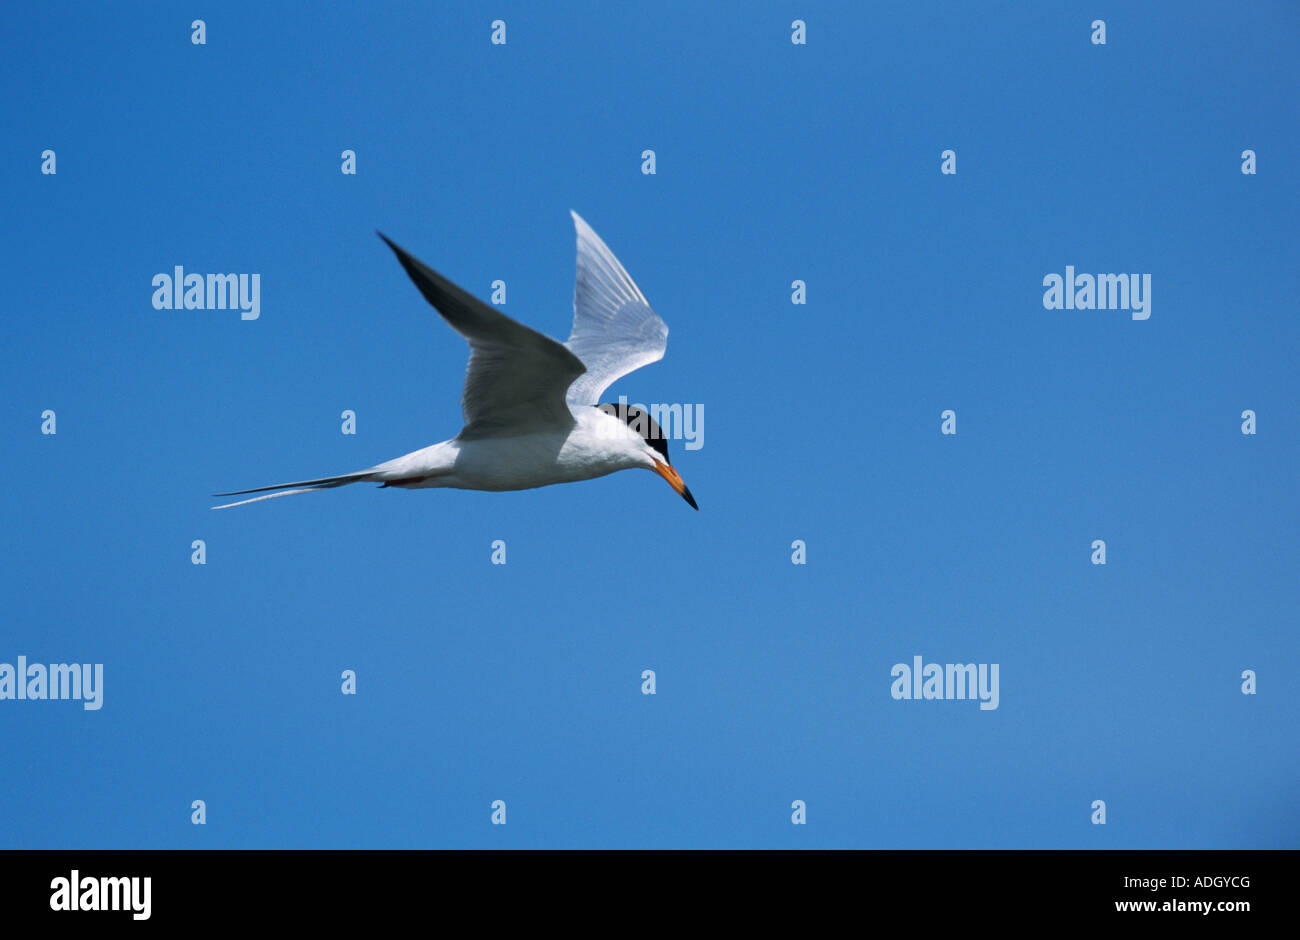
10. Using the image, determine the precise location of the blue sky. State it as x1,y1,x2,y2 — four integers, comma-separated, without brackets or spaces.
1,1,1296,848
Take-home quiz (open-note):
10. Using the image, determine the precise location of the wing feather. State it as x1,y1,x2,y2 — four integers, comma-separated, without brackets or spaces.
563,212,668,406
378,233,585,437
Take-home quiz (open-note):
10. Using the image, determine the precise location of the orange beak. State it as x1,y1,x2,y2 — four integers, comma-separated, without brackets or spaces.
653,460,699,510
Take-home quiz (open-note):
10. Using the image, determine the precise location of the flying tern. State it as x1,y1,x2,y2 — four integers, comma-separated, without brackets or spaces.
213,211,697,511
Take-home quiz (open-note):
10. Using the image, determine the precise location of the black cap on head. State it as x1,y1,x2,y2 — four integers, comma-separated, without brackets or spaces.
598,402,670,464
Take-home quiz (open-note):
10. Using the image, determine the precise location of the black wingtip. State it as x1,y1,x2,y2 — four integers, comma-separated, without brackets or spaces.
377,231,420,273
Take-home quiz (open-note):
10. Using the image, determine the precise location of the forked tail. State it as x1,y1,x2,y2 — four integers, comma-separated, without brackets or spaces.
212,470,379,509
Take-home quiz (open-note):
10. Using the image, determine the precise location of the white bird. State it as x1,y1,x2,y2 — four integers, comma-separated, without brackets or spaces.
213,211,697,511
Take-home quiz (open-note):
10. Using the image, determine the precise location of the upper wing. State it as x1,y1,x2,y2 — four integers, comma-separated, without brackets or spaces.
563,211,669,406
378,233,586,438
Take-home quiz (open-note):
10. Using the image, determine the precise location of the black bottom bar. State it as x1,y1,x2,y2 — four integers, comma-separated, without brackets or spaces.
1,850,1286,926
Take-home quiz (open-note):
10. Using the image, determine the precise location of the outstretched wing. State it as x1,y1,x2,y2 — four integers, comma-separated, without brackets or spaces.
379,233,586,438
563,211,668,406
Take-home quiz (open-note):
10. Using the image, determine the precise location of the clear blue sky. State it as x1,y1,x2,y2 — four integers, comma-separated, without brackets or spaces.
2,1,1296,848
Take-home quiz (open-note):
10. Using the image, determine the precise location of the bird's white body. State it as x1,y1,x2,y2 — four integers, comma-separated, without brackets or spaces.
213,212,697,511
373,407,650,492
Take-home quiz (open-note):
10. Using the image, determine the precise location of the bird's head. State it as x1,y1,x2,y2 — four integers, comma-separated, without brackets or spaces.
597,402,698,510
